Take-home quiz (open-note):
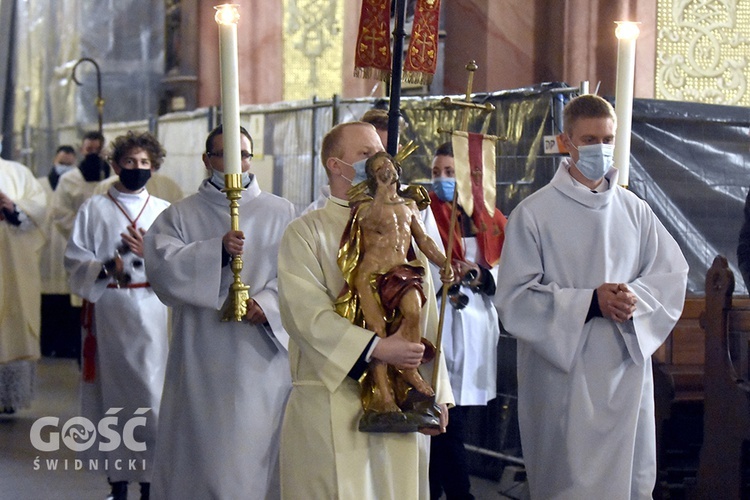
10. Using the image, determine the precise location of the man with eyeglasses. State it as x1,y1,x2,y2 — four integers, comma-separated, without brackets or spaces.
144,124,295,499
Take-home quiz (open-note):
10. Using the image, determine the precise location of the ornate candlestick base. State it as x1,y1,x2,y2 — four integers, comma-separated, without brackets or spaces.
220,172,250,322
221,256,250,322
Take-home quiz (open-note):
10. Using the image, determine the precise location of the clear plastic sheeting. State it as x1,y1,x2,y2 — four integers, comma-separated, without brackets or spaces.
628,99,750,295
13,0,164,173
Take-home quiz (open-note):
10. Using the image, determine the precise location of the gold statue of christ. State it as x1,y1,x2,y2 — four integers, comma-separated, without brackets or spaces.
336,152,453,432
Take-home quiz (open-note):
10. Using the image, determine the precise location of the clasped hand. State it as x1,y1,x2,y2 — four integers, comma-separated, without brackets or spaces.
120,225,146,257
0,191,15,221
597,283,637,323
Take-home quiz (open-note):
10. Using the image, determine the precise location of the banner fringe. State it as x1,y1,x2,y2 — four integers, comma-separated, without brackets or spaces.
354,67,391,82
402,70,434,86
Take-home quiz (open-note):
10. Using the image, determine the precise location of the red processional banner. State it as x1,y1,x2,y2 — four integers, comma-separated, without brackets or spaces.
354,0,442,85
354,0,393,82
403,0,441,85
452,131,505,267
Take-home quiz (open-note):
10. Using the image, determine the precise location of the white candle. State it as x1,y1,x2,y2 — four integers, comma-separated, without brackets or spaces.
215,4,241,175
614,21,640,187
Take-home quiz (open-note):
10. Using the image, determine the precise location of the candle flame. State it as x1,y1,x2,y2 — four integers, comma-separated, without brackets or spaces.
214,4,240,25
615,21,640,40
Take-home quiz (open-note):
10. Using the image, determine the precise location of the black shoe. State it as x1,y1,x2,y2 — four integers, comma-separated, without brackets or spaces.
107,480,127,500
140,482,150,500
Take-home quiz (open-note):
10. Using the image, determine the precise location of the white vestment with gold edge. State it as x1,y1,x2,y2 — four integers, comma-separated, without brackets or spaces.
278,196,454,500
0,159,46,364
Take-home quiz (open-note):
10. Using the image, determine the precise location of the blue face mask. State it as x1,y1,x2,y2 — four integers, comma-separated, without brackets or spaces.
432,177,456,202
54,164,74,176
210,169,251,189
337,158,368,185
572,143,614,181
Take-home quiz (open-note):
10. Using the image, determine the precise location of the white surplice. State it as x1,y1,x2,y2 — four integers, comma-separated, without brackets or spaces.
278,196,455,500
494,161,689,499
144,177,295,499
431,237,500,406
0,159,46,407
38,175,69,294
65,186,170,482
49,168,100,241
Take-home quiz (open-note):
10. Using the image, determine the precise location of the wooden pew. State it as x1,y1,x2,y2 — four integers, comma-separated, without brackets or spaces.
654,297,705,404
692,256,750,499
653,297,706,494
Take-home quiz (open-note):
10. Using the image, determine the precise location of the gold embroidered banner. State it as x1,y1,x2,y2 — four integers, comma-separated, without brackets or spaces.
354,0,442,84
656,0,750,105
283,0,344,101
403,0,441,85
354,0,393,82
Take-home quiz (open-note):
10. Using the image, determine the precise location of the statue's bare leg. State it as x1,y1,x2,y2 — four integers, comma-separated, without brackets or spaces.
355,272,386,337
355,272,399,412
394,290,434,397
368,361,400,413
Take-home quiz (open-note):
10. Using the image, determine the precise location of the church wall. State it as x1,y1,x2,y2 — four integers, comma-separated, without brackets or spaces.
443,0,537,94
196,1,284,107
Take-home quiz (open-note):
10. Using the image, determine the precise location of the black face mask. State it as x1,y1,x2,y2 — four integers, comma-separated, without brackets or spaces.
119,168,152,191
79,154,110,182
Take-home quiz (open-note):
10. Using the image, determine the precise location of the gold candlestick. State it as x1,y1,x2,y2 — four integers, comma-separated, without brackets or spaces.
214,3,249,322
220,173,250,322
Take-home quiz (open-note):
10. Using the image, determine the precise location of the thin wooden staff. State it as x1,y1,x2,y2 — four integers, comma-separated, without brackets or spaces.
432,60,495,389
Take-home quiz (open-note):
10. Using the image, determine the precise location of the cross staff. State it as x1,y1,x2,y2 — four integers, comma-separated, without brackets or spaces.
72,58,104,134
431,60,498,389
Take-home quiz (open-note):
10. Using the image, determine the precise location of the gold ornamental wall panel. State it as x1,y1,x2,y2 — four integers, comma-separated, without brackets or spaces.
656,0,750,105
283,0,345,100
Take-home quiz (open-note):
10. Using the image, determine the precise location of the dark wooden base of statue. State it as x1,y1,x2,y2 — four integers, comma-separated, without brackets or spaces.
358,395,441,433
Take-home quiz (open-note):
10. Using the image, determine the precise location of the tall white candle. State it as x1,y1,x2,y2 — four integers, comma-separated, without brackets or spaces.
215,4,241,175
614,21,640,187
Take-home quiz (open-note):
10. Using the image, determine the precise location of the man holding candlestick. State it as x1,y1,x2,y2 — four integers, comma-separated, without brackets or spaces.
144,125,295,499
494,94,688,499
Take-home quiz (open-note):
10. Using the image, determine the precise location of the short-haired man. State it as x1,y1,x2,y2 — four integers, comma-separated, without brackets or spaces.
494,94,689,498
277,122,454,498
49,131,110,242
144,125,295,498
303,107,403,214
